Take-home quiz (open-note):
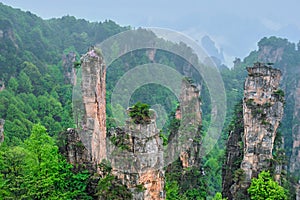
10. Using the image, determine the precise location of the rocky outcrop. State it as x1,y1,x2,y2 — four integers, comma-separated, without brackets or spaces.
108,110,165,200
222,103,244,200
164,78,203,197
167,78,202,168
0,19,18,49
297,183,300,200
62,52,77,85
290,77,300,198
147,48,156,62
258,46,284,64
60,128,94,172
230,63,284,199
290,78,300,175
0,80,5,92
0,119,4,143
80,48,106,166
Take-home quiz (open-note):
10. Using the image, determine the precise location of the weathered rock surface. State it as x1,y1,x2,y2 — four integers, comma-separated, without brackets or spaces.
290,77,300,199
0,80,5,92
242,63,283,179
297,183,300,200
108,111,165,200
290,78,300,175
80,48,107,166
62,51,77,85
167,78,202,168
222,103,244,200
60,128,94,172
258,43,284,64
230,63,284,199
0,119,4,143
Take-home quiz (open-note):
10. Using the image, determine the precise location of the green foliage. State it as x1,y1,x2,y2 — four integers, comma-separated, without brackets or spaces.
128,102,151,124
110,133,131,151
97,174,132,200
166,180,180,199
248,171,287,200
258,36,295,50
233,169,245,183
96,160,131,199
0,124,91,199
213,192,227,200
160,132,168,146
273,89,285,102
0,3,300,199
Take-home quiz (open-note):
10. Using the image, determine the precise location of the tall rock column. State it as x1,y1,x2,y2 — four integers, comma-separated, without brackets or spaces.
236,63,284,195
222,103,244,200
290,78,300,174
290,77,300,198
80,48,106,165
168,78,202,168
108,110,165,200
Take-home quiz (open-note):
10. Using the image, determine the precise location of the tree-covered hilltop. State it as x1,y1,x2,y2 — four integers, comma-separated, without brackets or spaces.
0,2,129,143
0,2,300,199
0,3,129,198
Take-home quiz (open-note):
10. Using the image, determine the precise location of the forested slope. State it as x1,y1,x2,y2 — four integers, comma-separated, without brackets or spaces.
0,2,300,199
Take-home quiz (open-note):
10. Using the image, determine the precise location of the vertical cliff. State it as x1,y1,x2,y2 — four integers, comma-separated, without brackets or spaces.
167,78,202,168
0,119,4,143
230,63,284,198
290,78,300,175
291,77,300,198
80,48,106,166
297,184,300,200
222,103,244,199
59,128,93,171
165,78,203,197
62,51,77,85
108,110,165,200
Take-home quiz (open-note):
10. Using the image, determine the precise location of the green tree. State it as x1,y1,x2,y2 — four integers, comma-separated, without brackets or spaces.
0,146,28,199
23,124,90,199
8,77,18,93
23,124,59,199
128,102,151,124
18,71,33,93
212,192,227,200
165,180,180,200
248,171,287,200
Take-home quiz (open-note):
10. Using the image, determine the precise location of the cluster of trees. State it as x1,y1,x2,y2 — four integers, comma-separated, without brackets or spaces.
0,3,129,199
0,124,91,199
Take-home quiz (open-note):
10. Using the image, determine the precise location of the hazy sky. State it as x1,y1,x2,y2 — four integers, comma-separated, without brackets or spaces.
1,0,300,67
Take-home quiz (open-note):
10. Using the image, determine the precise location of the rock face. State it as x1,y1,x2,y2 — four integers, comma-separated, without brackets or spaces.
108,111,165,200
0,81,5,92
60,128,93,172
297,184,300,200
258,46,284,64
80,48,107,166
231,63,284,198
290,78,300,175
62,52,77,85
291,77,300,198
222,103,244,200
0,119,4,143
168,78,202,168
